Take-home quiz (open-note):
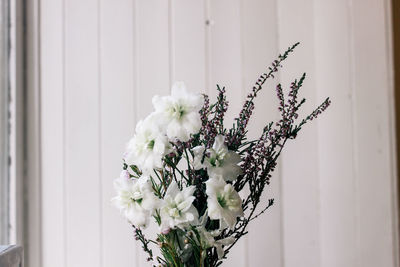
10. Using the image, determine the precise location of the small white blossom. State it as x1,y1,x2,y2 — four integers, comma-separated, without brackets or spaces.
112,173,159,228
152,82,203,142
192,145,205,170
193,135,242,181
124,113,171,173
206,175,243,230
160,181,199,230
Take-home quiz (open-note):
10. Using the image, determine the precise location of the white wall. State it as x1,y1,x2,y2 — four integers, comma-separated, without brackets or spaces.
37,0,398,267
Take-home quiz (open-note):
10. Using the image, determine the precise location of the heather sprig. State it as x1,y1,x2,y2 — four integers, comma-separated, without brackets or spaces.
133,225,154,262
227,42,300,150
199,86,229,148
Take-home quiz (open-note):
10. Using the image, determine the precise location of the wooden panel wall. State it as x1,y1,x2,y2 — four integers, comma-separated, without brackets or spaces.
38,0,398,267
99,0,137,266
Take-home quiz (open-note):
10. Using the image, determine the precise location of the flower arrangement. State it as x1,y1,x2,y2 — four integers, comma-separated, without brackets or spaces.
112,43,330,267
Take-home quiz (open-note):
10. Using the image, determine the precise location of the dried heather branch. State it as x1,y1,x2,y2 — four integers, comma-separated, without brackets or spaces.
227,42,300,150
133,225,154,262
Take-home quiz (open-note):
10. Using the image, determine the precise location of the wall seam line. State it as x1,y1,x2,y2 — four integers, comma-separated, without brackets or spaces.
275,1,285,266
309,1,323,267
61,0,67,265
97,0,103,266
168,0,174,88
238,1,248,265
37,0,43,265
132,0,139,265
347,0,361,266
204,0,211,95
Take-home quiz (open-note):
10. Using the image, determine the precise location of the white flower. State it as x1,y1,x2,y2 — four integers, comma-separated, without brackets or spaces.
152,82,203,142
206,175,243,230
196,214,235,259
112,173,159,228
193,135,242,181
192,145,205,170
124,113,171,173
160,181,199,230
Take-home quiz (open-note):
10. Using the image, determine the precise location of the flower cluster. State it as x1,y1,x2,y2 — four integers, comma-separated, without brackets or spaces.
112,43,330,267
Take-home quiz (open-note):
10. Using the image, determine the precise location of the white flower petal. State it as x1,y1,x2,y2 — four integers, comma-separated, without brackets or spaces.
206,176,243,230
165,181,179,197
192,146,205,170
112,175,159,228
160,181,198,229
124,113,171,173
212,135,226,151
216,244,224,259
152,82,203,142
203,135,242,181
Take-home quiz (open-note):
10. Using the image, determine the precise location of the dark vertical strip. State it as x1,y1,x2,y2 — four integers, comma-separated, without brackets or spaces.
21,0,29,264
392,0,400,250
5,0,10,246
24,0,43,265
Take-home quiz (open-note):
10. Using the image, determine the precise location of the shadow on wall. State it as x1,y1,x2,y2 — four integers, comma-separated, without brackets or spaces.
392,0,400,228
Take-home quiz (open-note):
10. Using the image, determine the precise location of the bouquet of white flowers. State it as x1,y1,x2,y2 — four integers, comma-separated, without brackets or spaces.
112,43,330,267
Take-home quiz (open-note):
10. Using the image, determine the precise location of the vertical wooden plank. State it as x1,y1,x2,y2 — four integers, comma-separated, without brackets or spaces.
135,0,170,264
8,0,25,248
313,1,357,267
136,0,170,119
25,0,42,265
40,0,65,266
99,0,137,266
241,1,282,266
64,0,101,266
170,0,206,93
351,1,397,266
0,0,10,246
209,0,243,130
277,1,321,267
208,1,246,266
